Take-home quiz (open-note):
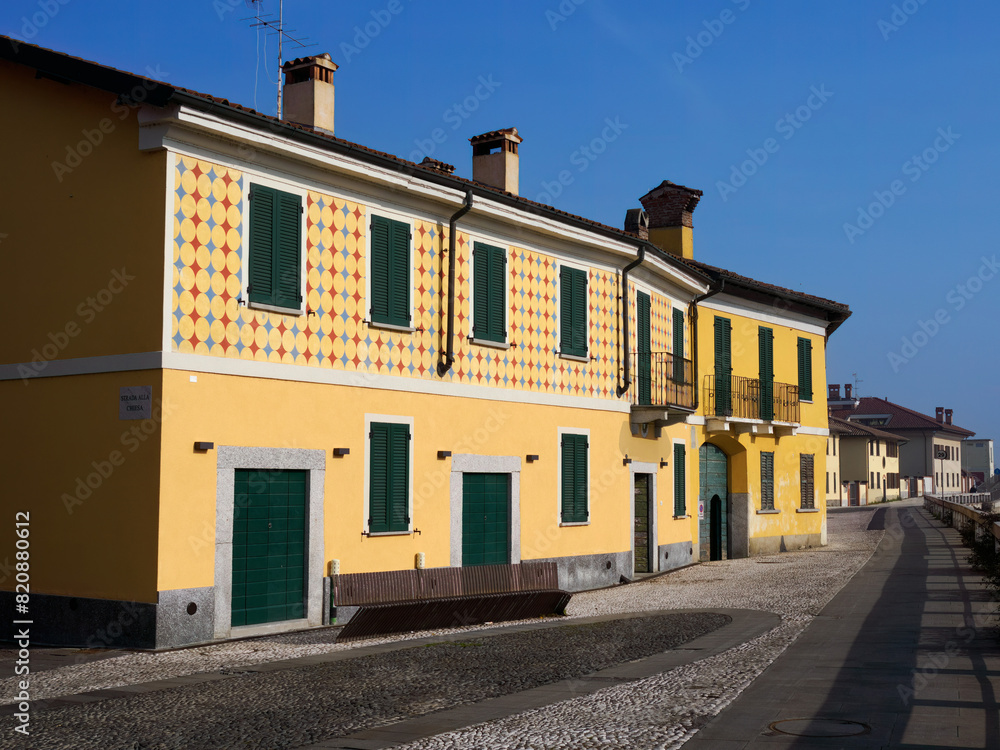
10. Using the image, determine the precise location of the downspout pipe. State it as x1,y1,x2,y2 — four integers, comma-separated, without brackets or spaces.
689,279,724,411
437,191,474,376
616,245,646,397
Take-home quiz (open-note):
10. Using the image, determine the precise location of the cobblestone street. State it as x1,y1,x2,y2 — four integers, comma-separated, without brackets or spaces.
2,506,886,749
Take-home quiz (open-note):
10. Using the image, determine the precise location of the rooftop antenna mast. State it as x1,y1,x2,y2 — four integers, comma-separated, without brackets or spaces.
852,372,863,398
244,0,314,118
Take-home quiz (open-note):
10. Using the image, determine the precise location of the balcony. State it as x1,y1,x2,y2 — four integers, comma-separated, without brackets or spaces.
629,351,695,426
704,374,800,436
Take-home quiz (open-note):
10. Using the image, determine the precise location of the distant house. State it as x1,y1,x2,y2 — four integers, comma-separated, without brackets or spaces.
830,391,975,496
827,416,906,506
962,438,995,487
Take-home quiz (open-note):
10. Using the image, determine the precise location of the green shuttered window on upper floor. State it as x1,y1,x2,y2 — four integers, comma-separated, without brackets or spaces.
248,185,303,310
560,266,588,358
369,421,410,533
758,326,774,421
714,316,732,415
673,442,686,517
560,433,588,523
672,308,685,384
370,215,411,327
797,337,813,402
473,242,507,344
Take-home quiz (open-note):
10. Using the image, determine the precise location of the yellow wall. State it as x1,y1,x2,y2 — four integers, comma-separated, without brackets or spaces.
0,61,167,367
0,372,163,600
157,369,640,590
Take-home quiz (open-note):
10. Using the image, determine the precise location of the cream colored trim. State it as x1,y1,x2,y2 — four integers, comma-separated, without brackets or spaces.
699,294,828,336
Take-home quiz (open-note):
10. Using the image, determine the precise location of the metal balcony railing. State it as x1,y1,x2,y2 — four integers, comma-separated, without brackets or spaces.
704,374,800,423
631,352,695,409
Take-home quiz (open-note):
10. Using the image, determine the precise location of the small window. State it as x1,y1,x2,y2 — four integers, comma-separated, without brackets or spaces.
797,337,813,401
472,242,507,343
248,185,303,310
560,433,588,523
369,421,410,533
674,443,686,516
761,452,774,510
800,454,814,509
559,266,588,357
370,215,411,327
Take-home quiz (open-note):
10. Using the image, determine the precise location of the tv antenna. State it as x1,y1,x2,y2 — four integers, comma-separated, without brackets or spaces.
852,372,863,397
244,0,314,118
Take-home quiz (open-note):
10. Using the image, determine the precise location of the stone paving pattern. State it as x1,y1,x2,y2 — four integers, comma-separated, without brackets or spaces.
13,613,728,750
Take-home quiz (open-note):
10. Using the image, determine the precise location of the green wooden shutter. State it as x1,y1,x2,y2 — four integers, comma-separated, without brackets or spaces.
714,317,732,415
800,454,814,509
473,242,506,343
560,267,587,357
369,423,389,533
672,309,685,384
248,186,275,305
637,291,651,405
673,443,686,516
371,216,410,327
274,191,302,309
761,452,774,510
387,423,410,531
561,434,588,523
798,337,813,401
758,327,774,421
370,422,410,532
389,219,411,327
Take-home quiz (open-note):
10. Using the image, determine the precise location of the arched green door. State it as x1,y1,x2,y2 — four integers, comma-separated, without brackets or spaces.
699,444,728,561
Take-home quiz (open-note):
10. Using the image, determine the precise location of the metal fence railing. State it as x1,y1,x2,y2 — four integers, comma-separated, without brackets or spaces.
703,374,800,423
631,352,695,409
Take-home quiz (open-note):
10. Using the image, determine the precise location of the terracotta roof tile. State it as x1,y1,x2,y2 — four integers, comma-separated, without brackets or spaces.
831,397,975,437
829,416,908,443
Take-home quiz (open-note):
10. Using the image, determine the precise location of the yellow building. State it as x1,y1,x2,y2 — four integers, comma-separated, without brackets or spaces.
829,417,904,505
0,41,849,648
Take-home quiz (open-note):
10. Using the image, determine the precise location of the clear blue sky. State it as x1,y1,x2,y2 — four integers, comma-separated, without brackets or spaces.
6,0,998,440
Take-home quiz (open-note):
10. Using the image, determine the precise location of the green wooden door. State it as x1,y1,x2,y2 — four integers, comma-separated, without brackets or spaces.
637,292,651,405
698,444,728,561
634,474,650,573
462,473,510,567
232,469,307,627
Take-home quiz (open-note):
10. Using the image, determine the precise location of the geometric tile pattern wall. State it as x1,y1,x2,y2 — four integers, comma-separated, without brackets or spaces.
171,154,679,400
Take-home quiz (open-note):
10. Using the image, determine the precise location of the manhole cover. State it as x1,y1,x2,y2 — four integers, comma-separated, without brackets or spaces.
769,719,871,738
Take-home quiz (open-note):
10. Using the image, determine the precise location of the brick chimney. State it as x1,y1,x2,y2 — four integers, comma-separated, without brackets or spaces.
945,408,953,425
624,209,649,241
471,128,522,195
829,384,841,400
936,407,944,423
638,181,703,259
844,383,853,400
282,54,338,135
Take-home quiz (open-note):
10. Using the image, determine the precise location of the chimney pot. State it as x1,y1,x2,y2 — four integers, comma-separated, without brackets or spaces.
829,384,841,400
936,407,944,423
638,180,703,259
624,209,649,241
945,408,953,425
282,53,338,135
844,383,853,399
470,128,522,195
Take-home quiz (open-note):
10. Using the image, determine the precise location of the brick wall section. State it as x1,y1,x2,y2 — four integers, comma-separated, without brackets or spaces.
639,181,703,229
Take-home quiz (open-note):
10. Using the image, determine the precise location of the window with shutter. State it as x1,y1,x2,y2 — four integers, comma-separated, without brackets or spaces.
797,337,813,402
637,292,651,405
369,421,410,533
758,327,774,421
714,317,732,415
673,443,686,516
560,266,588,358
800,454,814,509
560,433,588,523
761,452,774,510
672,309,685,384
472,242,507,343
248,185,302,310
370,215,411,327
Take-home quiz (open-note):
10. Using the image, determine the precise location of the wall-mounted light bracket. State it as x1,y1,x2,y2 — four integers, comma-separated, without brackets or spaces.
526,454,539,463
659,457,669,468
194,442,214,452
437,450,452,459
623,454,632,466
333,448,350,457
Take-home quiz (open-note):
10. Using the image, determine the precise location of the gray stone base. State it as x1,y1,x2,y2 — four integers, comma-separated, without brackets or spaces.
0,587,214,650
749,532,824,556
729,493,750,559
658,541,694,572
528,551,632,592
